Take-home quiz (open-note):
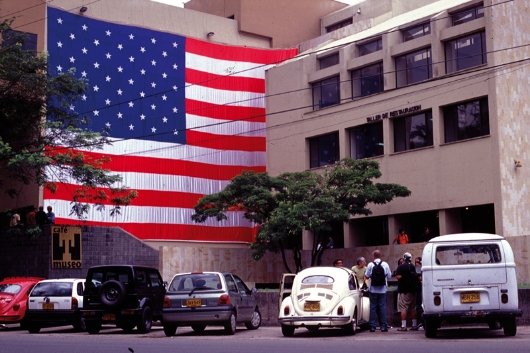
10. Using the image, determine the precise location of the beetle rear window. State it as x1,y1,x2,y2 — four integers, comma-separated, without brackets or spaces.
301,276,334,284
0,284,22,294
435,244,502,265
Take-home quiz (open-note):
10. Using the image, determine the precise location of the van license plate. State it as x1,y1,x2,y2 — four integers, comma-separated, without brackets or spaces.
102,313,116,321
460,292,480,303
186,299,202,307
304,303,320,311
42,303,54,310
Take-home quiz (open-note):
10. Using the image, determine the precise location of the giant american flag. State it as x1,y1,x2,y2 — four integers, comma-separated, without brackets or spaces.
44,7,297,242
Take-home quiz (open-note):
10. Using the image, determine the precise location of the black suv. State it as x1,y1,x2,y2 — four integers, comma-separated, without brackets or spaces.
82,265,166,334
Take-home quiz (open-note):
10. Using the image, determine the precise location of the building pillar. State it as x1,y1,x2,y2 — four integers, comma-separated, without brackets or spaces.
438,209,462,236
302,229,315,251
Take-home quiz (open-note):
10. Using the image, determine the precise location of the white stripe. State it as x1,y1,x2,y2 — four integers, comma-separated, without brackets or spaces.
186,114,265,137
185,82,265,108
73,138,266,166
44,199,254,227
186,52,274,79
47,169,231,194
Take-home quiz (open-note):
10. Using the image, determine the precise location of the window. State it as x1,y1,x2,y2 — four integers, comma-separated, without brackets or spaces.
396,48,432,88
402,22,430,42
352,62,384,97
312,76,340,110
444,98,489,143
435,244,501,265
319,53,339,70
451,4,484,26
309,132,339,168
326,18,353,33
2,30,37,51
233,275,250,293
393,111,433,152
445,31,486,74
224,274,238,292
358,38,382,56
350,122,384,159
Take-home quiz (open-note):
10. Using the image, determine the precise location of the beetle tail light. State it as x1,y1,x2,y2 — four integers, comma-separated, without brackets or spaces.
163,296,171,308
13,303,20,311
337,306,344,316
218,294,231,305
71,297,78,310
284,305,290,316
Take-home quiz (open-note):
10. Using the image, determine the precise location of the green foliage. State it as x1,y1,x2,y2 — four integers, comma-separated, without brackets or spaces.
0,18,137,217
193,158,411,272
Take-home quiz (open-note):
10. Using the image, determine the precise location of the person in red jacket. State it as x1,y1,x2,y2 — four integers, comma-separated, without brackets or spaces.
393,229,409,244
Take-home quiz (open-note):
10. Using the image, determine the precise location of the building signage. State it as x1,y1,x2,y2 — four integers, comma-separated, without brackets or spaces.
366,105,422,122
52,226,82,269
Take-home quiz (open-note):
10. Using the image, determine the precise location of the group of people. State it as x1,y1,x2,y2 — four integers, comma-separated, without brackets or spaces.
392,227,434,244
9,206,55,227
333,250,422,332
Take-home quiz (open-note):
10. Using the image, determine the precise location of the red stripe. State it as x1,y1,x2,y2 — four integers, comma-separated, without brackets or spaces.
44,186,205,208
186,68,265,93
187,130,265,152
186,37,298,64
54,220,258,242
45,148,265,179
185,99,265,122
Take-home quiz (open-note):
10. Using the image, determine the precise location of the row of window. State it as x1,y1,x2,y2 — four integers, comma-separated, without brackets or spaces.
309,97,489,168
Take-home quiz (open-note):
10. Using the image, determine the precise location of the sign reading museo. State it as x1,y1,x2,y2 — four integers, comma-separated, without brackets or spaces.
366,105,422,122
52,226,82,269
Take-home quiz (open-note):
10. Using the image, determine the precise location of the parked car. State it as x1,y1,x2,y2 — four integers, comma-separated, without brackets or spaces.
82,265,166,334
0,277,44,328
162,271,261,336
278,266,369,337
25,278,86,333
422,233,523,338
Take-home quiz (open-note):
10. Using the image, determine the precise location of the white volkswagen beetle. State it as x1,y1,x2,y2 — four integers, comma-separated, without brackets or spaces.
278,266,369,337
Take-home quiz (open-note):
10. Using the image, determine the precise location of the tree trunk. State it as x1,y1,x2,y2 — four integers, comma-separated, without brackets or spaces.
279,244,292,273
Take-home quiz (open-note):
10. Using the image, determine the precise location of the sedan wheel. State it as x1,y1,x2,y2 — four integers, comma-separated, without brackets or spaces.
86,321,102,334
224,312,237,335
244,308,261,330
27,324,41,334
191,324,207,333
163,324,178,337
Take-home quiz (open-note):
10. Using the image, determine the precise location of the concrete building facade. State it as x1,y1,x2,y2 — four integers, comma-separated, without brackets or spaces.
266,0,530,249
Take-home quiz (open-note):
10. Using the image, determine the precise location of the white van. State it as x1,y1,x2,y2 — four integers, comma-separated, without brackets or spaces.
421,233,522,338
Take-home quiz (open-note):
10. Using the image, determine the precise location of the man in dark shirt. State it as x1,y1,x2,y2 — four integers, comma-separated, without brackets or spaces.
395,252,421,331
35,206,48,225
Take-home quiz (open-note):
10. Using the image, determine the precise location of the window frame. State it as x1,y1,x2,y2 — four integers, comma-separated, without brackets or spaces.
402,22,431,42
309,132,340,169
395,47,432,88
312,76,340,110
358,38,383,57
349,121,384,160
443,97,489,143
393,110,433,153
351,62,384,98
451,4,485,26
319,53,339,70
326,18,353,33
445,31,487,74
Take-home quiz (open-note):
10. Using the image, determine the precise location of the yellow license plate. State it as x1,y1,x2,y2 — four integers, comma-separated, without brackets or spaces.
304,302,320,311
186,299,202,307
43,302,54,310
102,313,116,321
460,292,480,303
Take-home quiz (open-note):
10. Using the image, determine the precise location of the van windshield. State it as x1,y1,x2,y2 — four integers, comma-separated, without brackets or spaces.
435,244,502,265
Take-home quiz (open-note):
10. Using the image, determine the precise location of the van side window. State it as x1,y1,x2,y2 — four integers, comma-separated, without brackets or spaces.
435,244,502,265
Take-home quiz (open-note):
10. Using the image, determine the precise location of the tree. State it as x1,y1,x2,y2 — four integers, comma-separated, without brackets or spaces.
0,19,137,220
192,158,411,273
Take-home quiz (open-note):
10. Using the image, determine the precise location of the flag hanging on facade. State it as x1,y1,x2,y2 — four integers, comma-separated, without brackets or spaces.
45,7,297,242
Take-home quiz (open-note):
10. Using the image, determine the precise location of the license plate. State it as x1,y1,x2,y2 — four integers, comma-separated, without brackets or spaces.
304,302,320,311
186,299,202,307
42,302,54,310
460,292,480,303
102,313,116,321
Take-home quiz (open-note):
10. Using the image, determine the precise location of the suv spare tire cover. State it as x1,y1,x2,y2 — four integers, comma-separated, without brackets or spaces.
99,280,126,308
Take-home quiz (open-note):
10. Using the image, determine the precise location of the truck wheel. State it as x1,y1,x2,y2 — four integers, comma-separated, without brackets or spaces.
503,317,517,336
136,306,153,334
281,325,295,337
424,320,437,338
86,321,102,334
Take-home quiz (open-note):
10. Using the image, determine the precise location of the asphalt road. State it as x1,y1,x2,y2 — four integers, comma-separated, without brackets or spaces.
2,323,530,353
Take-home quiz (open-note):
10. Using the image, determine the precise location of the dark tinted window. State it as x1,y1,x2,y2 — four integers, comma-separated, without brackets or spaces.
319,53,339,70
396,48,432,87
445,31,486,74
358,39,382,56
350,122,384,159
451,4,485,26
76,282,84,296
135,269,149,288
352,62,384,97
149,271,163,288
31,282,72,297
312,76,340,110
2,30,37,51
393,111,433,152
403,22,430,42
326,18,353,33
444,98,489,143
86,268,133,291
309,132,340,168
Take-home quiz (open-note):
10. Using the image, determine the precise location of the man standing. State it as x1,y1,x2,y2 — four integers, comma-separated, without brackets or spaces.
392,229,409,244
364,250,392,332
395,252,421,331
46,206,56,224
351,257,368,289
35,206,48,225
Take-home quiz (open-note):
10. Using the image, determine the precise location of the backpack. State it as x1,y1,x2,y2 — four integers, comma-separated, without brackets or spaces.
370,261,386,286
404,263,420,292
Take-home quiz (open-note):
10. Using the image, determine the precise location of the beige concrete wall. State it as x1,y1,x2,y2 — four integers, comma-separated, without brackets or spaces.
160,234,530,285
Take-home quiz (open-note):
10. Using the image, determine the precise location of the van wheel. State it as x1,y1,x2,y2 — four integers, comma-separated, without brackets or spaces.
487,320,500,330
281,325,295,337
424,320,437,338
503,318,517,336
137,306,153,334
